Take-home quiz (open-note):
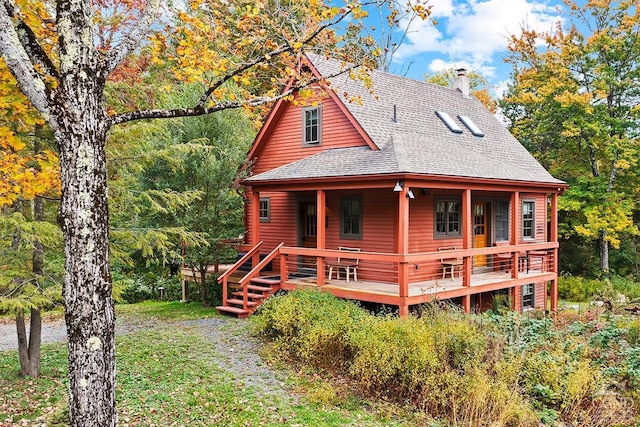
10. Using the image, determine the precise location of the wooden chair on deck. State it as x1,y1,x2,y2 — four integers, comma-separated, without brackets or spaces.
327,247,361,282
493,241,512,273
438,247,463,280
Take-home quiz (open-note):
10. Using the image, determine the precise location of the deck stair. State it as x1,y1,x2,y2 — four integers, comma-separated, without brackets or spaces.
216,242,284,318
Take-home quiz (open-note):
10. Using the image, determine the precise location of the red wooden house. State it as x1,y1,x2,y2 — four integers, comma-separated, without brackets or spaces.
216,54,567,318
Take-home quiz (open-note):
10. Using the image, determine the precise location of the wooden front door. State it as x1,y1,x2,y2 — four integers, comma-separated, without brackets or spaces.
473,202,487,267
300,201,317,270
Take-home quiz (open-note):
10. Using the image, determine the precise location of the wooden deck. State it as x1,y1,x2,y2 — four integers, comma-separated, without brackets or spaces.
282,269,555,306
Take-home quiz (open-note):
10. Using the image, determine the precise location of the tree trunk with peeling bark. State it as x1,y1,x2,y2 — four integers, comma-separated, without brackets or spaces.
56,99,116,426
0,0,364,424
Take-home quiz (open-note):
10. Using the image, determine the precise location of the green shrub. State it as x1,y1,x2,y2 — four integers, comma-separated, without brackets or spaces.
558,274,602,302
254,290,640,426
253,290,366,372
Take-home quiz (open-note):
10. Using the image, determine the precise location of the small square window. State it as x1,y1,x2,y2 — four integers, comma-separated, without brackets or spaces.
302,105,322,145
340,195,362,240
259,198,270,222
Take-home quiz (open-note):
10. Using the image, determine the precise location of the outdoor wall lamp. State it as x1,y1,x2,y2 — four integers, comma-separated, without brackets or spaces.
394,180,415,199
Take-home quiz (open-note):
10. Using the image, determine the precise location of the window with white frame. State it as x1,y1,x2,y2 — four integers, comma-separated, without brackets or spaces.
302,105,321,145
522,283,535,310
435,198,461,237
259,198,270,222
522,200,535,239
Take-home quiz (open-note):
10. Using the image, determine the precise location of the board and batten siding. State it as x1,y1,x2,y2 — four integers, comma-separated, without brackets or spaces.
252,92,369,175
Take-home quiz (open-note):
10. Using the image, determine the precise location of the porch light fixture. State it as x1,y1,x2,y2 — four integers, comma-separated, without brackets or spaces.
393,180,404,192
406,189,415,199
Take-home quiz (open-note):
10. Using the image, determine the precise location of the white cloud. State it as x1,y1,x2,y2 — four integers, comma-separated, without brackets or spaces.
394,0,564,77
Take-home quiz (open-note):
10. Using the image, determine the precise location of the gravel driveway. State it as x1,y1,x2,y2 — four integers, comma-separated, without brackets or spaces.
0,315,292,400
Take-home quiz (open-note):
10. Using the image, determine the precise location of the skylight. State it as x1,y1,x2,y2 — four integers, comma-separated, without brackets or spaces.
458,115,485,137
435,111,463,134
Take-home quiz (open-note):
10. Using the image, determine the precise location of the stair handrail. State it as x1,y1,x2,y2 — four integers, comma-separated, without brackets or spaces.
238,242,284,310
218,241,263,306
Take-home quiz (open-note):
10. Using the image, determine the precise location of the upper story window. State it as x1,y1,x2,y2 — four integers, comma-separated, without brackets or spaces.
302,105,322,145
340,195,362,240
259,198,270,222
495,200,509,242
522,200,535,239
435,198,461,237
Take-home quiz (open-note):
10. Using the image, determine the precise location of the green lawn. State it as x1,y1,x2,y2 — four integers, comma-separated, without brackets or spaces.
0,302,416,426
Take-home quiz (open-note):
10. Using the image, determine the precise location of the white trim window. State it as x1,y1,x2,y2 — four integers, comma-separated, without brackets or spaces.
302,105,322,145
522,200,535,239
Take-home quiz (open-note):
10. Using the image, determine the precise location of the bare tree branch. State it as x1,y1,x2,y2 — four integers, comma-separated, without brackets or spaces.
0,0,54,127
108,65,360,127
102,0,161,76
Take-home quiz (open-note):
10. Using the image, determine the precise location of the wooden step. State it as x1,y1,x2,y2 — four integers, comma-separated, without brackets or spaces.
247,284,273,293
250,277,281,286
231,291,266,300
216,305,251,319
226,298,259,307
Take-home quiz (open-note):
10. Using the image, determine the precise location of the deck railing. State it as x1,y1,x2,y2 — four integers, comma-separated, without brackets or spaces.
237,243,284,310
277,242,559,292
217,241,263,306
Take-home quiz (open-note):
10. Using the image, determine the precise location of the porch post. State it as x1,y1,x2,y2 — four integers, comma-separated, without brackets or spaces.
251,190,260,268
396,184,410,315
511,285,521,311
316,190,326,286
461,189,472,312
550,192,559,311
510,191,520,279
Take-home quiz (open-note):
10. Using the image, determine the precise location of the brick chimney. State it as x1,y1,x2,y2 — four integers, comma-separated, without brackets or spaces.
454,68,470,98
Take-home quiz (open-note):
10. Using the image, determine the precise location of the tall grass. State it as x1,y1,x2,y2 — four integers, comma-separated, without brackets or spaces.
253,290,639,426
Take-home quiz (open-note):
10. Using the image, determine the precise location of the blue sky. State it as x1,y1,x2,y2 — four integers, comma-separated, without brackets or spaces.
383,0,569,96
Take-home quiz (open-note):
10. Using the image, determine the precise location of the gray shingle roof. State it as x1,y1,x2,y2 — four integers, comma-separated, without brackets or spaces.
246,54,564,186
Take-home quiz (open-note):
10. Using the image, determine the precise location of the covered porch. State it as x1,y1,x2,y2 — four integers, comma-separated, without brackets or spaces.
218,241,558,316
217,176,562,317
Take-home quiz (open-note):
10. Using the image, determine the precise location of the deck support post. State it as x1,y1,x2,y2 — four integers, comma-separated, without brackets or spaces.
550,192,559,312
251,190,261,268
316,190,326,286
461,189,472,287
462,295,471,313
550,279,558,311
510,192,520,279
511,285,521,311
399,303,409,317
181,277,188,303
